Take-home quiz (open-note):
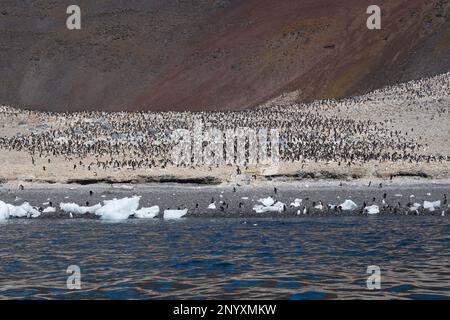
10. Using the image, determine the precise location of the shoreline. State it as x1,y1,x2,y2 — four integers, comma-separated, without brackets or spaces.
1,178,448,219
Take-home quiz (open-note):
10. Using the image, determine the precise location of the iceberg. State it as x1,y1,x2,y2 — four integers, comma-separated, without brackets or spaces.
7,204,27,218
364,204,379,215
97,196,141,220
253,201,285,213
8,202,41,218
290,199,302,207
0,201,10,220
60,202,102,215
258,197,275,207
134,205,159,219
43,206,56,213
163,209,188,219
423,200,440,212
339,199,358,211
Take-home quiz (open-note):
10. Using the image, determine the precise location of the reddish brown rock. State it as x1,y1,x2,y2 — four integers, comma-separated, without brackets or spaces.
0,0,448,111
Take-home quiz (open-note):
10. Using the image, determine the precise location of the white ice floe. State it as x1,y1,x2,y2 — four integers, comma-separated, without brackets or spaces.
60,202,102,215
253,201,285,213
339,199,358,211
258,197,275,207
364,205,379,215
409,203,422,212
163,209,188,219
423,200,441,212
0,201,10,220
290,199,302,207
97,196,141,220
7,202,41,218
43,207,56,213
208,203,217,210
134,205,159,219
253,205,279,213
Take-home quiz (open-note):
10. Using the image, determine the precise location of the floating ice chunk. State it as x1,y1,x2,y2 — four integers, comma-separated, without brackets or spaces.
43,207,56,213
339,199,357,211
60,202,102,215
409,203,421,211
253,205,279,213
208,203,217,210
97,196,141,220
134,205,159,219
258,197,275,207
423,200,441,212
8,202,41,218
253,201,285,213
364,205,379,215
0,201,10,220
163,209,188,219
290,199,302,207
7,204,27,217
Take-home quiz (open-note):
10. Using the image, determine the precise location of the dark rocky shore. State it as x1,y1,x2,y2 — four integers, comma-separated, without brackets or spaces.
0,180,448,219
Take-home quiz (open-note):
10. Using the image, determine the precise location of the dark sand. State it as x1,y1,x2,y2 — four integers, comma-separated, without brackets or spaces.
1,180,448,218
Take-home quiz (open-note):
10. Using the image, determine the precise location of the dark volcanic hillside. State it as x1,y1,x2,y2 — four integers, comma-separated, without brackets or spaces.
0,0,449,112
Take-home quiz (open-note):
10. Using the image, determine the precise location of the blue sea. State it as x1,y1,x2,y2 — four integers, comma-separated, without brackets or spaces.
0,216,449,299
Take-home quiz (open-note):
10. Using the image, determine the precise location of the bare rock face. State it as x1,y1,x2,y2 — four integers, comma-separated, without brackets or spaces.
0,0,449,112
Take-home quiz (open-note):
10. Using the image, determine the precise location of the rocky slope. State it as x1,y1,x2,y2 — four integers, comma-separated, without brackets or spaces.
0,0,449,111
